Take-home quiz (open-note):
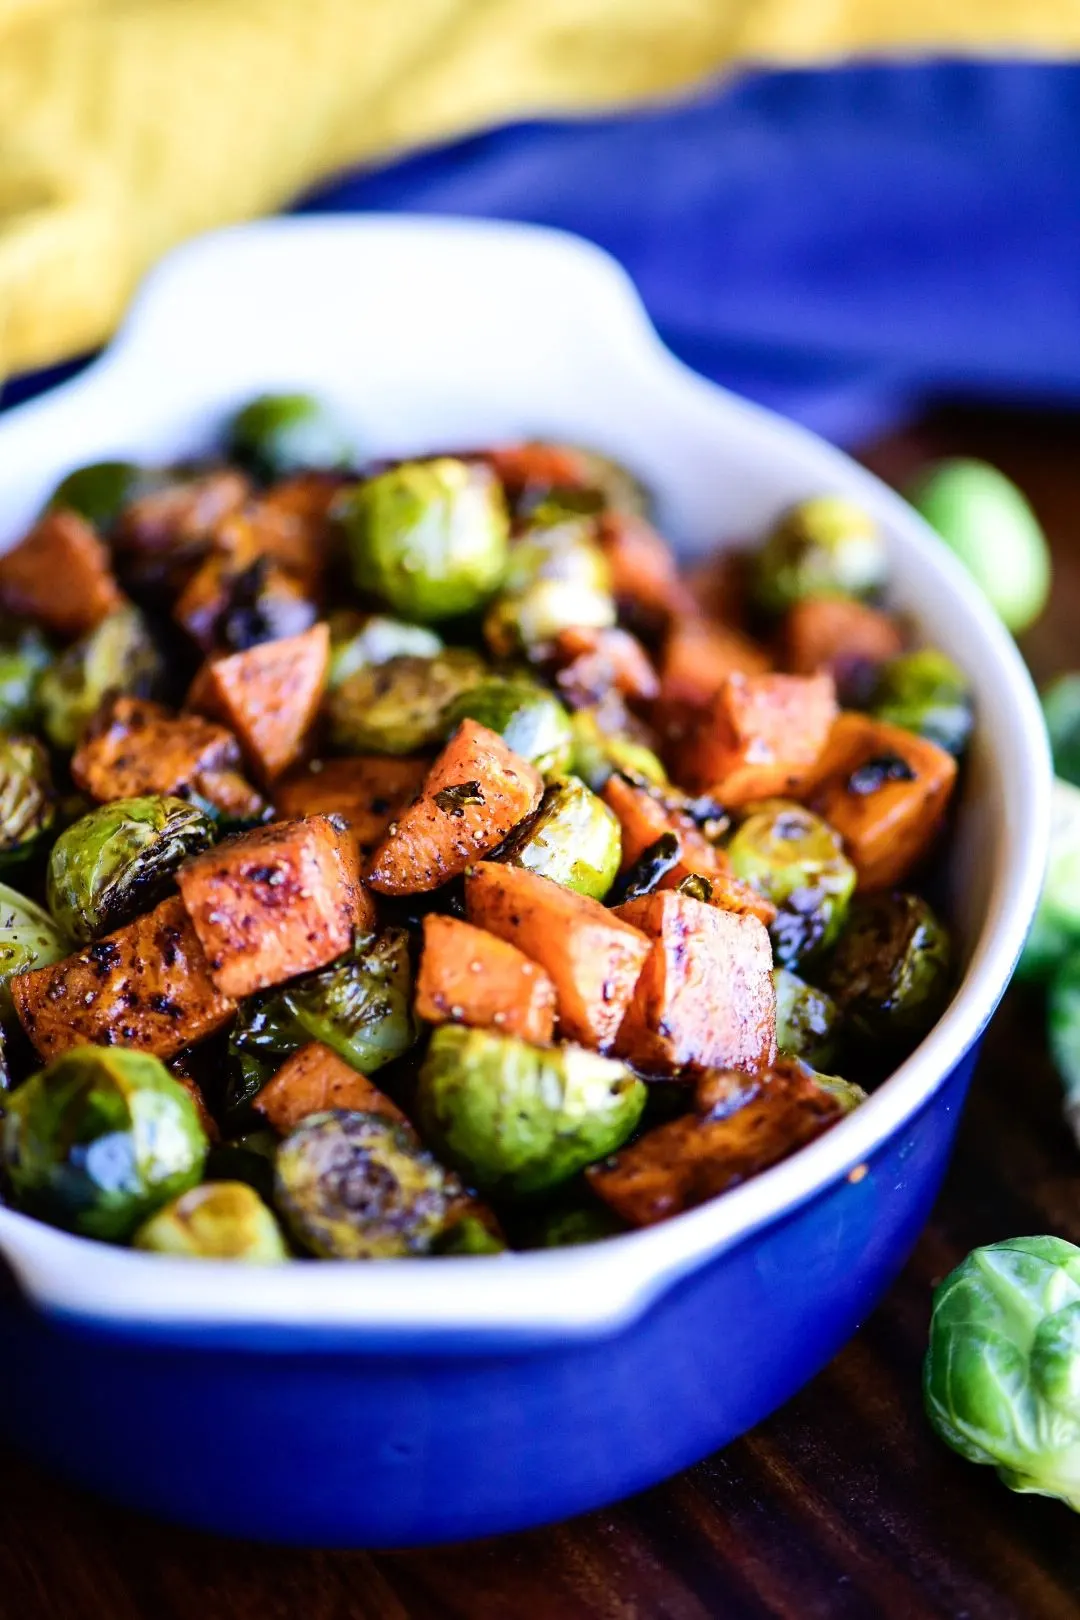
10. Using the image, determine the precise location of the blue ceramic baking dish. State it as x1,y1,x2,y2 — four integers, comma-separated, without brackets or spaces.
0,218,1050,1547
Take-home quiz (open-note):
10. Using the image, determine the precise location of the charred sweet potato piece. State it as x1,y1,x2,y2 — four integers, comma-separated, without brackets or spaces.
602,774,726,891
465,862,651,1050
71,695,266,822
253,1042,406,1135
806,712,957,891
366,720,543,896
588,1058,847,1226
114,469,251,590
781,596,904,691
0,511,123,639
186,623,329,782
13,896,235,1062
482,442,596,506
550,626,659,707
415,914,557,1043
173,548,316,655
676,672,837,805
595,510,695,631
274,755,428,859
613,891,775,1074
177,814,368,999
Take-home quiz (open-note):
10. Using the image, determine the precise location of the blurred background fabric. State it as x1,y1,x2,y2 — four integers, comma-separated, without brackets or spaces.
2,0,1079,441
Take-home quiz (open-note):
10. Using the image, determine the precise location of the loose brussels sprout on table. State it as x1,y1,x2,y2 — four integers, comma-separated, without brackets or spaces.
1042,674,1080,790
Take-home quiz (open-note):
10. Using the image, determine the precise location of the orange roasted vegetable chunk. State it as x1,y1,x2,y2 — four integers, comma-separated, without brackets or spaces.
13,896,236,1062
676,672,837,805
71,696,265,822
177,815,368,999
366,720,542,896
173,549,315,655
705,873,777,927
595,510,695,631
187,623,329,782
253,1042,406,1135
415,914,557,1043
781,596,904,685
115,469,251,590
0,511,123,639
806,712,957,891
274,755,428,859
588,1058,847,1226
613,891,775,1074
601,774,726,891
219,474,340,592
550,626,659,707
658,615,771,714
465,862,650,1050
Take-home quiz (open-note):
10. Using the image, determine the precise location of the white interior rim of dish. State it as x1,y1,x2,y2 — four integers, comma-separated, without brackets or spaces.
0,217,1052,1337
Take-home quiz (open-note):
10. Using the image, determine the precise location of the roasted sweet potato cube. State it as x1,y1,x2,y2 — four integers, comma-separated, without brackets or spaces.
187,623,329,782
658,616,771,714
238,474,341,590
114,470,251,592
707,873,777,926
416,914,557,1043
806,712,958,891
274,755,428,859
588,1058,846,1226
0,511,123,639
465,862,650,1050
596,510,696,630
13,896,235,1062
613,891,775,1074
601,774,726,891
781,596,904,691
253,1042,406,1135
71,695,266,821
177,814,369,998
173,548,316,655
677,672,837,804
366,720,543,896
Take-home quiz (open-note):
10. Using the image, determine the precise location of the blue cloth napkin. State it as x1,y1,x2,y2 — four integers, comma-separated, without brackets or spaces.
7,61,1080,444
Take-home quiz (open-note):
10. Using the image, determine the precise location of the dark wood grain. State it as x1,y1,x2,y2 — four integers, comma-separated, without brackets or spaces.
3,404,1080,1620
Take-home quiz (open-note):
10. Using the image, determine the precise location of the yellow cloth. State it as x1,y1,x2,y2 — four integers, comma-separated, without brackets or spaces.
2,0,1078,376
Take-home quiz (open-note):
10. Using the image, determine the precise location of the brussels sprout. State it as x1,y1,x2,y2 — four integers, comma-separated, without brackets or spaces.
773,967,841,1069
821,891,951,1052
326,609,442,689
341,457,508,622
607,832,681,906
0,882,69,1019
0,621,53,732
1042,675,1080,790
227,930,417,1116
871,649,974,758
924,1236,1080,1511
226,392,353,483
495,776,621,899
432,1214,508,1256
134,1181,289,1261
726,801,856,968
0,735,56,870
326,649,485,755
908,459,1051,632
569,707,667,793
274,1110,460,1259
416,1025,646,1198
1,1046,209,1241
39,605,162,750
751,496,888,616
47,460,146,532
442,675,574,780
529,1196,626,1248
483,514,615,657
47,795,215,943
1048,952,1080,1145
1018,779,1080,982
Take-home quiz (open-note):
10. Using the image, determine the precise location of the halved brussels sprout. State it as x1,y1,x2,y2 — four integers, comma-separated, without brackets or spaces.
341,457,509,622
442,675,574,780
134,1181,289,1261
1018,778,1080,982
227,930,417,1116
226,392,353,482
751,496,887,616
0,735,56,870
495,775,622,899
47,460,147,533
0,882,69,1019
773,967,841,1070
871,648,974,758
416,1024,647,1198
821,891,951,1053
275,1110,460,1259
569,707,667,792
431,1213,508,1256
1,1046,209,1241
39,605,162,750
726,800,856,968
483,513,616,657
47,795,215,943
326,649,485,755
326,609,442,689
0,621,53,732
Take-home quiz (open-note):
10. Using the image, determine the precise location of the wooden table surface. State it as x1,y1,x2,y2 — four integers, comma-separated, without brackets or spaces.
3,405,1079,1620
